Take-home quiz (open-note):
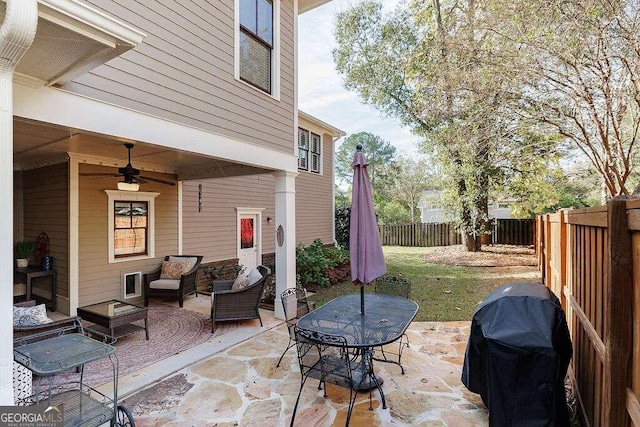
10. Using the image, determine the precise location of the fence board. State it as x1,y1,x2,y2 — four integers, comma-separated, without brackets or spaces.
378,222,461,247
537,201,639,427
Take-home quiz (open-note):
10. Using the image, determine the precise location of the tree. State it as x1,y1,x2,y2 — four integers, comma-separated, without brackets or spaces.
390,154,433,223
489,0,640,199
334,0,524,251
335,132,397,195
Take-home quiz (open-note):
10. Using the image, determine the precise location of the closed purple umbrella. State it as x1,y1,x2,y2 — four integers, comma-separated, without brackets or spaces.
350,144,386,314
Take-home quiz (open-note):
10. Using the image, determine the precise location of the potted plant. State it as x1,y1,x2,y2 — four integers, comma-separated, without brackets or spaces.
14,240,36,268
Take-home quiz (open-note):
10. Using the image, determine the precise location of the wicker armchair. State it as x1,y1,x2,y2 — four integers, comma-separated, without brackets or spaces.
210,265,271,332
143,255,203,308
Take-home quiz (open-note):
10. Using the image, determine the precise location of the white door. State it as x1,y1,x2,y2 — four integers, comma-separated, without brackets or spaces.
238,213,260,272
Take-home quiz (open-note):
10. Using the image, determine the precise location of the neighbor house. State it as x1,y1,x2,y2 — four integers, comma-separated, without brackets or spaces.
2,0,338,401
417,190,516,223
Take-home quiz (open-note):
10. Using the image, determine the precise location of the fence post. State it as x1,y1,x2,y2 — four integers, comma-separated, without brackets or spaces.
604,197,633,427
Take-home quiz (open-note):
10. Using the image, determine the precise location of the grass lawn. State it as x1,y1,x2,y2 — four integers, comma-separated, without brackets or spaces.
307,246,532,322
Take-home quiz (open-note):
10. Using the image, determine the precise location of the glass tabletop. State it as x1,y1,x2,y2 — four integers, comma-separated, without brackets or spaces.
13,333,115,376
297,293,419,348
78,300,144,318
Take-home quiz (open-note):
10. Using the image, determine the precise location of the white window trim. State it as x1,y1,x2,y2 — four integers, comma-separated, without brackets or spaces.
234,0,281,100
297,126,323,175
105,190,159,264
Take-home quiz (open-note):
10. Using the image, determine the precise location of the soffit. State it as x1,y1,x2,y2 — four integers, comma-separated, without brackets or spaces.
0,0,145,87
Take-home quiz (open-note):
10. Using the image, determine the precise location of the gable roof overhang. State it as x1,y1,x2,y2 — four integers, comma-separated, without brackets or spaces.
0,0,145,87
298,0,332,14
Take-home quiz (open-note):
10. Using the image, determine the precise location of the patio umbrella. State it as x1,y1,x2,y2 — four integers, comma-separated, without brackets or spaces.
350,144,386,314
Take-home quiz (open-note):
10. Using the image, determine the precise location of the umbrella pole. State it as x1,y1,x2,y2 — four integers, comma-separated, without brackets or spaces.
361,285,365,315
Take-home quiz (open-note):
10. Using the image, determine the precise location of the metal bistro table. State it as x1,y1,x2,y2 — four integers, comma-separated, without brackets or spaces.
13,328,135,426
297,293,419,409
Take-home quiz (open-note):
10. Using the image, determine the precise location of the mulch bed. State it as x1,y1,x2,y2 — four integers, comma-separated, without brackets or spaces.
423,244,537,267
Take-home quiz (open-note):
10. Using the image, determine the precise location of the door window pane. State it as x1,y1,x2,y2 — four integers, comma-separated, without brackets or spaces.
241,218,254,249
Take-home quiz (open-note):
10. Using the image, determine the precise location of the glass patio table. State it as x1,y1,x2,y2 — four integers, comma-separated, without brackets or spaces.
297,293,419,408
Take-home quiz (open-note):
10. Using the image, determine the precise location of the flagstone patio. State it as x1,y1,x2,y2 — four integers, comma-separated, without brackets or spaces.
116,298,489,426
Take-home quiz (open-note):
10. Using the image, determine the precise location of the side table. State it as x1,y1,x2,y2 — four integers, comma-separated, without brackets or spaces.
14,266,57,311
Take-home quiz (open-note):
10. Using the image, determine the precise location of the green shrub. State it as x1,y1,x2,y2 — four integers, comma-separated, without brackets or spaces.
296,239,350,288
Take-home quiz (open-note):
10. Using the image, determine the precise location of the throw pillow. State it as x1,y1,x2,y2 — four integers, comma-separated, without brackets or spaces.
160,261,189,279
231,273,250,291
13,304,53,327
246,267,264,287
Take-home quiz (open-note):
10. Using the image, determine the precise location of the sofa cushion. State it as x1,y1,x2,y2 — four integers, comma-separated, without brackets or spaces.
13,304,53,327
160,261,189,279
246,267,264,286
149,279,181,290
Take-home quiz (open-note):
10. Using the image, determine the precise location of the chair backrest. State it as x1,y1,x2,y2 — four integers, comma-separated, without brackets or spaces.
281,288,310,339
294,326,355,389
281,288,310,321
374,275,411,299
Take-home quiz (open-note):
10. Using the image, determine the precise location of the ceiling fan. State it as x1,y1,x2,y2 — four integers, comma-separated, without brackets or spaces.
80,143,176,189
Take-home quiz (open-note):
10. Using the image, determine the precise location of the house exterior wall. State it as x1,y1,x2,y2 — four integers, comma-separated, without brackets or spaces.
182,175,276,262
62,0,296,155
295,132,334,245
77,163,178,307
13,171,23,242
22,164,69,313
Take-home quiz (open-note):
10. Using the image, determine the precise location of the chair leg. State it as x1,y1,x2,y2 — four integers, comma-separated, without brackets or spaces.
179,295,184,308
290,377,308,427
276,340,294,367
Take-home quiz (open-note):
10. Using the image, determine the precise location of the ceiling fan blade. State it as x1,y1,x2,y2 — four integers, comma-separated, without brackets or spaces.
139,176,176,186
135,177,148,184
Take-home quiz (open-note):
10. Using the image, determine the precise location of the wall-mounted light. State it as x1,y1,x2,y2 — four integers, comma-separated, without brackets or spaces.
198,184,203,212
117,181,139,191
266,216,272,223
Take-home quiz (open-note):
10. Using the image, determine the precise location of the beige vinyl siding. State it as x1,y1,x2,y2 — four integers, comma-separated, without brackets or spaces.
64,0,295,154
296,133,335,245
78,164,178,306
22,164,70,313
182,175,276,261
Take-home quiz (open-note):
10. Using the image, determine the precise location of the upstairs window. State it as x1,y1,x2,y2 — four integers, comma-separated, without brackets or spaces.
239,0,273,93
298,128,321,173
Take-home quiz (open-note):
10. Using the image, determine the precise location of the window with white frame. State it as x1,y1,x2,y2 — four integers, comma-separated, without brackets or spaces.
105,190,159,263
239,0,274,93
298,128,321,173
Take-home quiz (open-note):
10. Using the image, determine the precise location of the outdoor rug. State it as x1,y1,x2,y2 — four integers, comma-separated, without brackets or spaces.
35,305,235,388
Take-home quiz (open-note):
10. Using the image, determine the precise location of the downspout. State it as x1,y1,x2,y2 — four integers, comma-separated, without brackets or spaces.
0,0,38,405
331,134,343,246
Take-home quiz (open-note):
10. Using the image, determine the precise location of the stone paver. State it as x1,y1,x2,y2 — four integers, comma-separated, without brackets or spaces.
123,320,489,426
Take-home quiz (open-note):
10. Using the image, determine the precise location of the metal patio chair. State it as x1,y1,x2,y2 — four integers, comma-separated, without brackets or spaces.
277,287,311,367
373,275,412,374
291,326,367,427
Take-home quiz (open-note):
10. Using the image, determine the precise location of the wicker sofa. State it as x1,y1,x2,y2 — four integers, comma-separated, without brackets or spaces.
143,255,203,308
210,265,271,332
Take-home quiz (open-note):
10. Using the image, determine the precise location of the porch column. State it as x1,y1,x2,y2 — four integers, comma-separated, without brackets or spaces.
273,171,298,320
0,0,38,404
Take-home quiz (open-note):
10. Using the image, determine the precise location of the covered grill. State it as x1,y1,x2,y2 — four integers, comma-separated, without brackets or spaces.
462,282,572,426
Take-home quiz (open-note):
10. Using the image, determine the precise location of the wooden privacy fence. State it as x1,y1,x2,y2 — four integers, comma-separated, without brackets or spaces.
378,222,461,247
379,219,533,247
536,199,640,427
492,218,533,245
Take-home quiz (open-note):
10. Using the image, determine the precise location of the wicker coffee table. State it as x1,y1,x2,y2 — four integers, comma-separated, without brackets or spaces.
77,300,149,340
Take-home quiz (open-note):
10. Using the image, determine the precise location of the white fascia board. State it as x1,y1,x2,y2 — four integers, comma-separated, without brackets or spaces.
298,110,345,138
13,82,298,172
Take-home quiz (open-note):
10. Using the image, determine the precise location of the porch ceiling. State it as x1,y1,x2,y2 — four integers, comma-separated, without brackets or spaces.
13,118,273,180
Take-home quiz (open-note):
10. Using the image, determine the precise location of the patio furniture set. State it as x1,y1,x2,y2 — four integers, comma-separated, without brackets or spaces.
281,275,418,426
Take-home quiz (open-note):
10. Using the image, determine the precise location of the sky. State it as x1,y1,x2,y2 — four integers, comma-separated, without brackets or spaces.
297,1,421,156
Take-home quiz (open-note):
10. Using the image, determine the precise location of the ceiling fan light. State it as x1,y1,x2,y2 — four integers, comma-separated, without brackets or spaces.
117,181,139,192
